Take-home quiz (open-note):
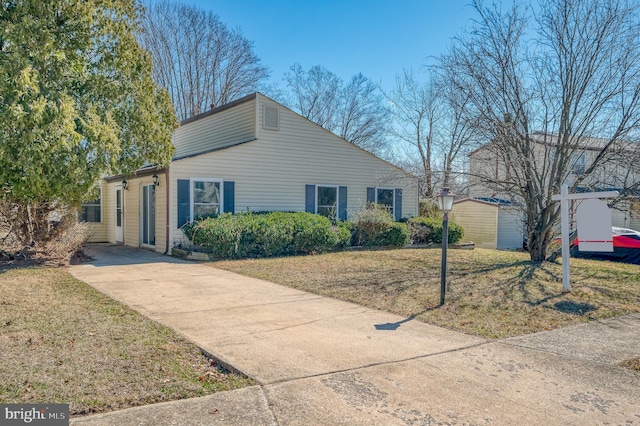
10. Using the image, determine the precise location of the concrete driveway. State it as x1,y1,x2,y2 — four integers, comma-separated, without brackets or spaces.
69,245,640,425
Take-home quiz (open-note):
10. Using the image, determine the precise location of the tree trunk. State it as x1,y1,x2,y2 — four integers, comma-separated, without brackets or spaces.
529,240,547,262
16,202,55,248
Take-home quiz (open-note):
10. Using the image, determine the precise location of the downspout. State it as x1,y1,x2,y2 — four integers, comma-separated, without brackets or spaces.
164,166,171,255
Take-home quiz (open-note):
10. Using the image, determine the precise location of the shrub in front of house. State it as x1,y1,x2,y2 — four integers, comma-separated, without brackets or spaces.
182,212,344,258
334,221,353,248
287,212,336,254
419,198,441,218
351,204,409,247
406,217,464,244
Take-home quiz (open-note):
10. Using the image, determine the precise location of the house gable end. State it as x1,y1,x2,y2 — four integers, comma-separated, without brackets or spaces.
173,94,257,159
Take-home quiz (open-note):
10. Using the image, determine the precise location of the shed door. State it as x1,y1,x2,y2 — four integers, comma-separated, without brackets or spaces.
497,208,524,250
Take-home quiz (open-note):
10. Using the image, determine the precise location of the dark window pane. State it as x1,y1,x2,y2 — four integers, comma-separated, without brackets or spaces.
116,189,122,226
317,186,337,219
80,199,101,223
317,186,337,207
377,188,394,210
193,181,220,204
194,204,219,218
192,181,221,219
317,206,335,218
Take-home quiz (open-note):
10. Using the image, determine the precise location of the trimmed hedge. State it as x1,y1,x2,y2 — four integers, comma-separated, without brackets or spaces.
182,212,349,259
180,210,456,260
406,217,464,244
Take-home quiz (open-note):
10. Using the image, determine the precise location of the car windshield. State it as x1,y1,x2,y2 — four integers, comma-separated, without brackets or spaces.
612,227,640,236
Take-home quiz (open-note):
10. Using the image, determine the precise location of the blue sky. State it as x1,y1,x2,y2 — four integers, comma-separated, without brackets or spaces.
187,0,479,91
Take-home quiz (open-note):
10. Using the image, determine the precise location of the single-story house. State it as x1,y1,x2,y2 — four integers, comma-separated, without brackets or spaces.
451,197,524,250
83,92,418,253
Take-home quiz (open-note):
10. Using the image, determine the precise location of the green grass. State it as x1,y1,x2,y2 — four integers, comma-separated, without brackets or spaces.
211,248,640,339
0,267,254,417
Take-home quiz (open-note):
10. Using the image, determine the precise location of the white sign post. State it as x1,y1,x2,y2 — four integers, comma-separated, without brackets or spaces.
551,185,618,292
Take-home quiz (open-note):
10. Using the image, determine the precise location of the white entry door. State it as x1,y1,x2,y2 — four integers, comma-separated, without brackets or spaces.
115,186,124,243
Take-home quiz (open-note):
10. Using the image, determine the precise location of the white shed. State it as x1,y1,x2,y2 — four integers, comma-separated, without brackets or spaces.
452,198,524,250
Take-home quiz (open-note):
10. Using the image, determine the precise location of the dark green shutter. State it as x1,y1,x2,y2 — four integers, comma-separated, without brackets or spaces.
338,186,347,220
177,179,190,227
223,181,235,214
394,188,402,220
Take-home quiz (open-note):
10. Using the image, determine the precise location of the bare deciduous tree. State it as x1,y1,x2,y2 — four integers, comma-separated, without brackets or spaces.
283,64,390,155
387,70,439,196
387,69,478,197
284,64,341,130
440,0,640,261
140,1,269,121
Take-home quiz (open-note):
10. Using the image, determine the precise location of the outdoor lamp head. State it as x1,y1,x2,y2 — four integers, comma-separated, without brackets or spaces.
122,179,128,190
152,173,160,186
438,187,455,212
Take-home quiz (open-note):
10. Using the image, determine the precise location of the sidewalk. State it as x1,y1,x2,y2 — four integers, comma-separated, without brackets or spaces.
69,245,640,425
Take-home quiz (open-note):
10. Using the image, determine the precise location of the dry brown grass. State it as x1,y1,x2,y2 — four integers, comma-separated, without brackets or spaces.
0,267,254,417
212,248,640,339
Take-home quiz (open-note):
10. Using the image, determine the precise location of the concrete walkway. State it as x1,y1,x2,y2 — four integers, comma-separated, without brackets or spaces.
68,245,640,425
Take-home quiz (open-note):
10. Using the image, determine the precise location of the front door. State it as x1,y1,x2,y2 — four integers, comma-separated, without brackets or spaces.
141,184,156,246
115,186,123,243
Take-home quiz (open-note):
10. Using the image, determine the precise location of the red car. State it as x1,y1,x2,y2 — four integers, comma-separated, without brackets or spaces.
572,227,640,263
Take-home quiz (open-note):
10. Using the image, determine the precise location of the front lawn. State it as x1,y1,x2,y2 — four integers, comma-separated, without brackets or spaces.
211,248,640,338
0,267,254,416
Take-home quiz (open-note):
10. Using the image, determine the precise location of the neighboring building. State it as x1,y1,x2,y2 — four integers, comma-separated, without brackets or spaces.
82,93,418,253
468,132,640,233
452,198,524,250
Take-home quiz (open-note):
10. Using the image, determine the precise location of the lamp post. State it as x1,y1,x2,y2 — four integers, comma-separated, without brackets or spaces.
437,187,455,305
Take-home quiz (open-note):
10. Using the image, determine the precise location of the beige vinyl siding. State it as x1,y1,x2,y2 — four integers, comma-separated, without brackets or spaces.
85,223,108,242
173,100,256,159
256,96,417,216
85,179,109,243
154,174,168,253
112,174,167,253
169,95,418,243
451,200,498,249
123,180,139,248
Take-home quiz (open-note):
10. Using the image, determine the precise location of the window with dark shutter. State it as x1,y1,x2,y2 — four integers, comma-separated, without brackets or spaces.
394,188,403,220
305,185,316,213
177,179,190,228
223,181,235,214
338,186,347,220
366,187,375,204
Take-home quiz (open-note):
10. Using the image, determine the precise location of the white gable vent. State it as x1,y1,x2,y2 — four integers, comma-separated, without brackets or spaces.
263,105,279,130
